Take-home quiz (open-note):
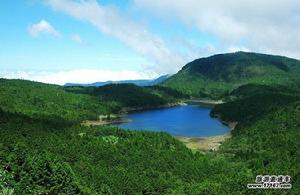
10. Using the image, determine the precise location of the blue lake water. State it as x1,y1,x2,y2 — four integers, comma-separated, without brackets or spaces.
114,105,230,137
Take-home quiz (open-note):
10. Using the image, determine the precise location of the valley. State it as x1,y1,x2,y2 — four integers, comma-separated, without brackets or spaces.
1,52,300,194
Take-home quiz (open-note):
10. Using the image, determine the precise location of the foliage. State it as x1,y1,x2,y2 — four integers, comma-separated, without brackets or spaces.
0,111,81,194
162,52,300,99
2,81,299,193
1,55,300,194
0,79,111,123
211,93,299,123
0,110,252,194
215,99,300,195
64,84,186,110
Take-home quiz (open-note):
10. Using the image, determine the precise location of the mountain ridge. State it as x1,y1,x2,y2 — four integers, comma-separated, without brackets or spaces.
162,51,300,99
65,74,171,87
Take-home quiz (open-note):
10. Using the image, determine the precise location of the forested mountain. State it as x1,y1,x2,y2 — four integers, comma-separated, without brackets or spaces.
0,79,110,123
1,77,299,194
162,52,300,99
65,84,187,110
212,94,300,194
0,79,183,122
1,52,300,194
65,74,171,87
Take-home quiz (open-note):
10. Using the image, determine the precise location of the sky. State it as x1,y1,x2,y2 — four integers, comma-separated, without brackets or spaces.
1,0,300,85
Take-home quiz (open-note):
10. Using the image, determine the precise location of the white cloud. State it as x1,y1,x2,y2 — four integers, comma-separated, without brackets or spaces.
227,46,251,53
28,20,60,37
46,0,187,74
71,34,82,43
0,69,156,85
134,0,300,59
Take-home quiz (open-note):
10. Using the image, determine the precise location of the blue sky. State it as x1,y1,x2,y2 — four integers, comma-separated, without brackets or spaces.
0,1,149,71
1,0,299,84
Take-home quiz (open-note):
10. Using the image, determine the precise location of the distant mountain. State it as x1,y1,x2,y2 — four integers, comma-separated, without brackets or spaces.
65,74,171,87
162,52,300,99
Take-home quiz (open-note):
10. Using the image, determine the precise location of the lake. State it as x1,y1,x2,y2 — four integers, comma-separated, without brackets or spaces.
114,105,230,137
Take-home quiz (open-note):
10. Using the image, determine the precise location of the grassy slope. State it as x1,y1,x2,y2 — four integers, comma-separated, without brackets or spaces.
162,52,300,99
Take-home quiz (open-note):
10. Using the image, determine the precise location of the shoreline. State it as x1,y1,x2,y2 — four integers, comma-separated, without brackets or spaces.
81,114,130,126
82,101,186,127
212,113,238,130
183,99,224,105
175,114,237,152
177,117,238,152
82,99,236,152
82,98,225,127
176,134,231,151
119,101,187,114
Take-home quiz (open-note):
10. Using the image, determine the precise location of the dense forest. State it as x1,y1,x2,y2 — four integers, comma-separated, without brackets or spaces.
0,110,254,194
0,79,185,120
1,52,300,194
212,92,300,195
0,79,111,123
162,52,300,99
64,84,188,111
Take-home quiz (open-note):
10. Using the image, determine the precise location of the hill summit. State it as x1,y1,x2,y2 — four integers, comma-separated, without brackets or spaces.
162,52,300,99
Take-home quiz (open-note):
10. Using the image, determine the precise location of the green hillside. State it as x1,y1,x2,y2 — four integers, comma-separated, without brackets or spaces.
1,55,300,193
0,79,111,123
0,79,183,123
211,93,299,123
0,110,253,194
1,79,299,194
213,95,300,195
65,84,187,111
162,52,300,99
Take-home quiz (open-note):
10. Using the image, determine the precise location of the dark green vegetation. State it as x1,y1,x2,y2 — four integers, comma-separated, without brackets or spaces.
65,74,171,87
0,79,110,123
211,93,300,195
0,110,253,194
211,93,299,123
162,52,300,99
65,84,187,111
208,80,300,194
1,52,300,194
0,79,183,121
